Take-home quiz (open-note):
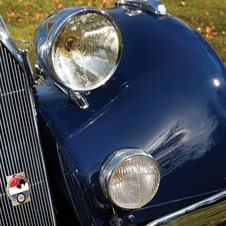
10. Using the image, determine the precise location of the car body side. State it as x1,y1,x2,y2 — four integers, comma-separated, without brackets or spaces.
33,6,226,225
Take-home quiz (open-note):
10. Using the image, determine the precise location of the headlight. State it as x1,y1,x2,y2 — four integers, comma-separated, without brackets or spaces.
34,6,122,91
100,149,160,209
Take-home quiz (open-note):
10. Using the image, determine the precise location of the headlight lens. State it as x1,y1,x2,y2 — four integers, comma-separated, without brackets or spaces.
100,149,160,209
34,7,122,91
52,12,120,91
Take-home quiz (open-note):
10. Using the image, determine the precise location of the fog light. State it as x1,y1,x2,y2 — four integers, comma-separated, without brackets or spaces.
99,149,160,209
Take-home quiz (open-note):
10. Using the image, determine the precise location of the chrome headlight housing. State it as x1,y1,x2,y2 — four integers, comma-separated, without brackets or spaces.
100,149,160,209
34,6,122,91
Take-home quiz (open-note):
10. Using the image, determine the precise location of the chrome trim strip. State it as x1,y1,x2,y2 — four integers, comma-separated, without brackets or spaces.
0,28,24,69
0,15,11,38
147,189,226,226
16,40,34,79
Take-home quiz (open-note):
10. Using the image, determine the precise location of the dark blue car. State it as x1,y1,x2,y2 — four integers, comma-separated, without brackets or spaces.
0,0,226,225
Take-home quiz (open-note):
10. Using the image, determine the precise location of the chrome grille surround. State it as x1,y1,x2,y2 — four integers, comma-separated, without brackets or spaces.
0,28,56,225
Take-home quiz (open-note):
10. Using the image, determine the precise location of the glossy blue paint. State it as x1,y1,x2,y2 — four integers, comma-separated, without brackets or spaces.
35,6,226,225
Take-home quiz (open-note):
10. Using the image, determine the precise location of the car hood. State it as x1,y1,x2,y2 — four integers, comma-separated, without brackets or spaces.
35,6,226,223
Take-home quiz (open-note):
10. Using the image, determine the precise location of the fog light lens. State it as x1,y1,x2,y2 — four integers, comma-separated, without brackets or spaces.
100,149,160,209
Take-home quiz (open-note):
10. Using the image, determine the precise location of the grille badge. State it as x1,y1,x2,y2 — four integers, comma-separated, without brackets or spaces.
6,172,31,206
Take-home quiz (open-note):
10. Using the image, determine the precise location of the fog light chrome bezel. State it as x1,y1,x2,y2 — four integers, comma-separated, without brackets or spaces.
99,148,161,209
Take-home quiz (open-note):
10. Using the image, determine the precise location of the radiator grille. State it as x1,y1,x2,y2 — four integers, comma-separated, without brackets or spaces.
0,41,55,226
57,150,96,226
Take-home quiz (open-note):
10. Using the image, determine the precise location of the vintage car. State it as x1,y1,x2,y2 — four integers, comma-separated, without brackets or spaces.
0,0,226,225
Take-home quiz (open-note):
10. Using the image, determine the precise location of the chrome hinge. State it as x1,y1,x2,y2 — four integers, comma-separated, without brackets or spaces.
116,0,167,15
54,82,89,110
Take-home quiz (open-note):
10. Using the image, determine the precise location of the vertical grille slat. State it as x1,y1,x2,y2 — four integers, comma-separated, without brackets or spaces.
12,60,47,226
57,150,96,226
8,56,39,226
0,44,21,226
0,40,55,226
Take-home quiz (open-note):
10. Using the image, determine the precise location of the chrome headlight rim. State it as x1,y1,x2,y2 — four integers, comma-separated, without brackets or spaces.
100,148,161,209
35,6,123,92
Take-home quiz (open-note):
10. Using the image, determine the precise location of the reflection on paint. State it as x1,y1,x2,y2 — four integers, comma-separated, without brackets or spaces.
213,79,220,87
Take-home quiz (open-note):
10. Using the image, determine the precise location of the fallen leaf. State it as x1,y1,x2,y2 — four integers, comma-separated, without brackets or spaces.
221,57,225,62
58,3,63,8
7,18,11,22
212,32,219,36
200,22,204,26
10,12,16,17
18,0,23,2
18,19,23,22
205,26,212,34
190,16,194,21
0,1,3,4
220,11,224,15
206,11,209,15
99,4,105,8
180,1,185,6
198,7,203,10
74,2,78,6
211,6,215,9
103,0,110,4
24,3,31,7
206,36,213,42
200,28,205,34
222,31,225,35
87,1,92,6
33,12,42,19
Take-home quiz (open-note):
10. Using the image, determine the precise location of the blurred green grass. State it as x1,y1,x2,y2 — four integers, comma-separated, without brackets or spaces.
1,0,226,65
